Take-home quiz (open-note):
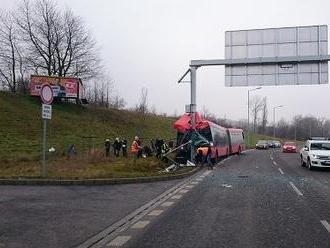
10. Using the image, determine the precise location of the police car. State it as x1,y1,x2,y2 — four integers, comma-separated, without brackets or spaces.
300,137,330,170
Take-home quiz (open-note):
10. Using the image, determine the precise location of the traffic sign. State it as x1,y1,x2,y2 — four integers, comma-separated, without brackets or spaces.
224,25,328,86
40,84,54,104
42,104,52,120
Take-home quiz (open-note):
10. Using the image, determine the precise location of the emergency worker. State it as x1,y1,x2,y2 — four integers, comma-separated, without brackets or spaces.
105,139,111,157
121,139,128,157
113,138,121,157
131,136,142,158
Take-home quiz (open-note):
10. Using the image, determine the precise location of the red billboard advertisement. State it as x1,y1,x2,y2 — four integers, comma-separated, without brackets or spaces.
30,75,80,98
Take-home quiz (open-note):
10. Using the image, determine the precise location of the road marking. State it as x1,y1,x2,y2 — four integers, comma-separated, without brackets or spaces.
107,235,131,247
196,178,203,181
221,184,232,188
273,161,277,165
190,181,199,185
203,171,212,176
131,220,150,229
185,185,195,189
171,194,182,200
289,182,303,196
278,168,284,174
270,157,273,160
148,209,164,216
320,220,330,233
161,201,174,207
179,189,189,194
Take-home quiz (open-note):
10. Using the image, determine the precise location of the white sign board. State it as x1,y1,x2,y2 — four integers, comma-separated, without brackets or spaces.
42,104,52,120
225,25,328,86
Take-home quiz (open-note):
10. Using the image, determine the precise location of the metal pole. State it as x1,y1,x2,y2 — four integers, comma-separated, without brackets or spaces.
247,90,250,146
42,119,47,177
273,107,276,138
190,66,197,129
190,66,197,162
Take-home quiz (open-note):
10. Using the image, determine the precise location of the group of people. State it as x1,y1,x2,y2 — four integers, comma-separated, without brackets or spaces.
104,136,174,161
104,138,128,157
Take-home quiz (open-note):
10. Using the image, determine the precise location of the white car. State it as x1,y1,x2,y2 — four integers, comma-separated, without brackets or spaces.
300,139,330,170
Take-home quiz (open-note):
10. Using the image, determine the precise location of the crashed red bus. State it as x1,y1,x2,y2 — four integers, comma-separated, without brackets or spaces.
174,112,245,160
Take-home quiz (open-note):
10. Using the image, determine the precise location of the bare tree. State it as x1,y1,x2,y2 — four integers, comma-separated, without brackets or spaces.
110,95,126,110
87,73,114,107
135,87,148,115
249,95,263,132
0,10,23,92
16,0,101,79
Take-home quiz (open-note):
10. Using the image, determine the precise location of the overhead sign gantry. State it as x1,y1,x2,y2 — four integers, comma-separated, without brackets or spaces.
178,25,330,160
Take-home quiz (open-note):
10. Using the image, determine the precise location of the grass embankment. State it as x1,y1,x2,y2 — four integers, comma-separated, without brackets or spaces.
0,91,182,179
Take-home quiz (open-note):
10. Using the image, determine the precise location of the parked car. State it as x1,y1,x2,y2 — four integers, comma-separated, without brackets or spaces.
282,142,297,153
267,140,275,148
273,141,282,148
300,139,330,170
256,140,269,149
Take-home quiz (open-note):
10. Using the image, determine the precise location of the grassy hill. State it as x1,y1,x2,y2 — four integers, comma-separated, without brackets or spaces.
0,91,176,162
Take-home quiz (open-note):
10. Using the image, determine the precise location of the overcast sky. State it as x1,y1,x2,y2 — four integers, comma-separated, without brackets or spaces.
2,0,330,123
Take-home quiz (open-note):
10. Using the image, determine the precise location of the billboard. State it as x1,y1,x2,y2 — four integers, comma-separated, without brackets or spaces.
225,25,328,86
30,75,80,98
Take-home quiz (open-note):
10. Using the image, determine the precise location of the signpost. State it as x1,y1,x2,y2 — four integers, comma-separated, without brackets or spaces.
40,84,53,178
178,25,330,158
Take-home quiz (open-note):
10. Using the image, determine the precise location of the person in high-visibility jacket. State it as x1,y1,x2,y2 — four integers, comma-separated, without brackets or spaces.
131,136,142,158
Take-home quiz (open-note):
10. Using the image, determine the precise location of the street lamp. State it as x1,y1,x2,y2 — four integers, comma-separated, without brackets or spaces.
273,105,284,138
247,87,262,144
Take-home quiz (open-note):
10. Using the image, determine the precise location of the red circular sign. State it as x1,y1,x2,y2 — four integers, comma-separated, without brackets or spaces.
40,84,54,104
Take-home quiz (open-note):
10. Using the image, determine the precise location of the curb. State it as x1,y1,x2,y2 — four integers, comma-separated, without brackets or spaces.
0,167,201,186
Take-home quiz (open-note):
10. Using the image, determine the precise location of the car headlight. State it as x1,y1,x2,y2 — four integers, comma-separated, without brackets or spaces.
311,154,319,159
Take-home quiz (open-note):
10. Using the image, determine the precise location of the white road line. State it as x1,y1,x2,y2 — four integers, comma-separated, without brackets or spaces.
190,181,199,185
179,189,189,194
270,157,273,160
161,201,174,207
107,235,131,247
278,168,284,175
148,209,164,216
320,220,330,233
171,194,182,200
130,220,150,229
289,182,303,196
196,178,203,181
273,161,277,165
185,185,195,189
203,171,212,176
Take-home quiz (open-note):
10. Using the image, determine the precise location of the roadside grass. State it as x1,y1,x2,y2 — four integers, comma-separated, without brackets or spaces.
0,91,188,179
0,91,176,161
0,153,193,179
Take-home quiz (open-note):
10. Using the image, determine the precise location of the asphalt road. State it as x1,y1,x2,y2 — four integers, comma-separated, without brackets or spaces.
1,150,330,248
0,179,181,248
108,149,330,248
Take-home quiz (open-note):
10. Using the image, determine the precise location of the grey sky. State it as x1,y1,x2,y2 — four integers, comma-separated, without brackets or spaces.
2,0,330,123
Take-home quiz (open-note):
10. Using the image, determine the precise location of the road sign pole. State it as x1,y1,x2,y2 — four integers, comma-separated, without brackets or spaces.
40,84,53,178
42,118,47,178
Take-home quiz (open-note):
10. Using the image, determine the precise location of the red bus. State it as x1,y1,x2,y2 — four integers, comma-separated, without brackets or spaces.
174,113,245,160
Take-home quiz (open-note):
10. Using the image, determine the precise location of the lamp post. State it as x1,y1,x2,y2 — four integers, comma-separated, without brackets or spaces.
247,87,262,145
273,105,284,138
